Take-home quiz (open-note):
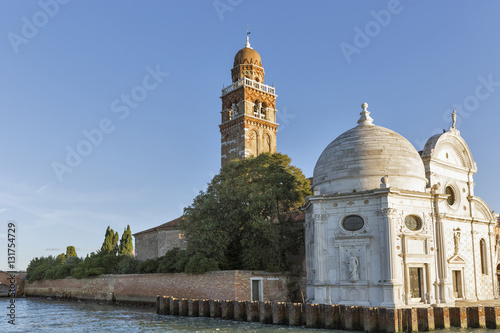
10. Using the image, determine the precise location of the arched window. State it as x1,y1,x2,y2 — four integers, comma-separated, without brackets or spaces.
251,131,259,156
480,238,488,275
261,102,268,120
264,134,271,153
254,100,261,117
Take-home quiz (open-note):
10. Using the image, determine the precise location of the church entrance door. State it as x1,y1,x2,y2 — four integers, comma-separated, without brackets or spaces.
409,267,424,302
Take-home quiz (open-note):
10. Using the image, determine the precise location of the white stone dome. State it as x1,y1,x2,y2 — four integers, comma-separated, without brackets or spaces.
313,103,427,194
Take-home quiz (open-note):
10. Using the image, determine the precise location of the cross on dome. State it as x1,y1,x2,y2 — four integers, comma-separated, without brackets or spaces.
245,25,252,49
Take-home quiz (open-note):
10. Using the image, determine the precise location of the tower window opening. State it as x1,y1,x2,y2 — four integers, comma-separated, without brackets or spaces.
232,103,238,117
261,103,268,119
254,101,262,117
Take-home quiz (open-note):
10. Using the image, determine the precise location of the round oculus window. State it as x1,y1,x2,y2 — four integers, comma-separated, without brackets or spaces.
445,186,456,206
342,215,364,231
404,215,422,231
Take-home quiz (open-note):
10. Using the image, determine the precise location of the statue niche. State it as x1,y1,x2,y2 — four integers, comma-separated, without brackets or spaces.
346,253,360,282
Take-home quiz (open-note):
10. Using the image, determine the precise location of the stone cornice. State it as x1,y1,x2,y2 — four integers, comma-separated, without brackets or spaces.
219,115,278,133
219,118,244,132
423,157,478,174
244,116,278,130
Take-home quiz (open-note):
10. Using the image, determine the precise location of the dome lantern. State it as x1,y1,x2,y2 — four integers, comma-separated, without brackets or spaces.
357,102,374,126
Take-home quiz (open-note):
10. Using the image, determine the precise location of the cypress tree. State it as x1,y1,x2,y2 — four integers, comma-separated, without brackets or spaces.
118,225,134,256
101,226,115,254
112,231,119,254
66,246,77,257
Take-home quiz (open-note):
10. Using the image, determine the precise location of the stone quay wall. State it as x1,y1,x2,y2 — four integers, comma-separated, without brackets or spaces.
24,271,289,304
156,296,500,332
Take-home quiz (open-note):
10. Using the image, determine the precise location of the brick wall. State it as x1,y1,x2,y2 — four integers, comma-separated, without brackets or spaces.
24,271,291,304
0,272,24,296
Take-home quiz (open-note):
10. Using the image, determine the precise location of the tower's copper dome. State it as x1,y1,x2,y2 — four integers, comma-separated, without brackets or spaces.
233,47,262,67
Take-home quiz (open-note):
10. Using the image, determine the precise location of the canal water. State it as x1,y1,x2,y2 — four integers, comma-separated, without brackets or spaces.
0,298,495,332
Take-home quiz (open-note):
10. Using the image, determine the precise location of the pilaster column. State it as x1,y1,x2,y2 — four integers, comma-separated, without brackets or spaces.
313,213,329,284
434,211,451,303
379,207,400,307
380,208,398,282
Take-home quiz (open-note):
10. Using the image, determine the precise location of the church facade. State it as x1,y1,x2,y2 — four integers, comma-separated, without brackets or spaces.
305,103,499,307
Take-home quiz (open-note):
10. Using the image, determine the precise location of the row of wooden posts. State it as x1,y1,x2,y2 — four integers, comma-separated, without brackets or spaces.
156,296,500,332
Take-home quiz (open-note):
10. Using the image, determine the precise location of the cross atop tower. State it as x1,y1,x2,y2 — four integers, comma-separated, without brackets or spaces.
246,25,251,48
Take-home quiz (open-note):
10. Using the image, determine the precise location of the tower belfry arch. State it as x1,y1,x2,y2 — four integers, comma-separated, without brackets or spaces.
219,33,278,167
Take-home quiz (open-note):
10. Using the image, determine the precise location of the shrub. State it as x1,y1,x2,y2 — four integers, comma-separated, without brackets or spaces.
137,259,159,273
184,252,219,274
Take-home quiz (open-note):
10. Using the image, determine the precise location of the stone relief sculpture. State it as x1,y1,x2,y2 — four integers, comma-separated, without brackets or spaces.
346,253,359,282
453,228,461,255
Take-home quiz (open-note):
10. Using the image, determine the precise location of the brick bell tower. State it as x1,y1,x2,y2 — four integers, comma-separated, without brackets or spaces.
219,33,278,167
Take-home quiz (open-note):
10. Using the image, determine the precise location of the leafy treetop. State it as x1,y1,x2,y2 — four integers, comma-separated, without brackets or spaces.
180,153,311,272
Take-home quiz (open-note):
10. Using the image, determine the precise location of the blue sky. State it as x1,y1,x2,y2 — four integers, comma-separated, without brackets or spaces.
0,1,499,270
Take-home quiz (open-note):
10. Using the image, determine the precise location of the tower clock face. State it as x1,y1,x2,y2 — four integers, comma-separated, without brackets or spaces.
404,215,422,231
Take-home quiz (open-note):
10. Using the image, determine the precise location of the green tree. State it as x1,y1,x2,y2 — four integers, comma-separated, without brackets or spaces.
56,253,66,264
26,256,57,283
112,231,119,254
184,252,219,274
180,153,311,272
66,246,77,257
71,252,119,279
101,226,119,254
118,225,134,256
137,259,159,273
116,255,139,274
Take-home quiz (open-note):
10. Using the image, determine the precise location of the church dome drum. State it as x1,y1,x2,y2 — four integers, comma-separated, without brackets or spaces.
313,103,427,194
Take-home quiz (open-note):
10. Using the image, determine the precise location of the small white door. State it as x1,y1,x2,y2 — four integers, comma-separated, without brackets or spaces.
251,279,262,301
